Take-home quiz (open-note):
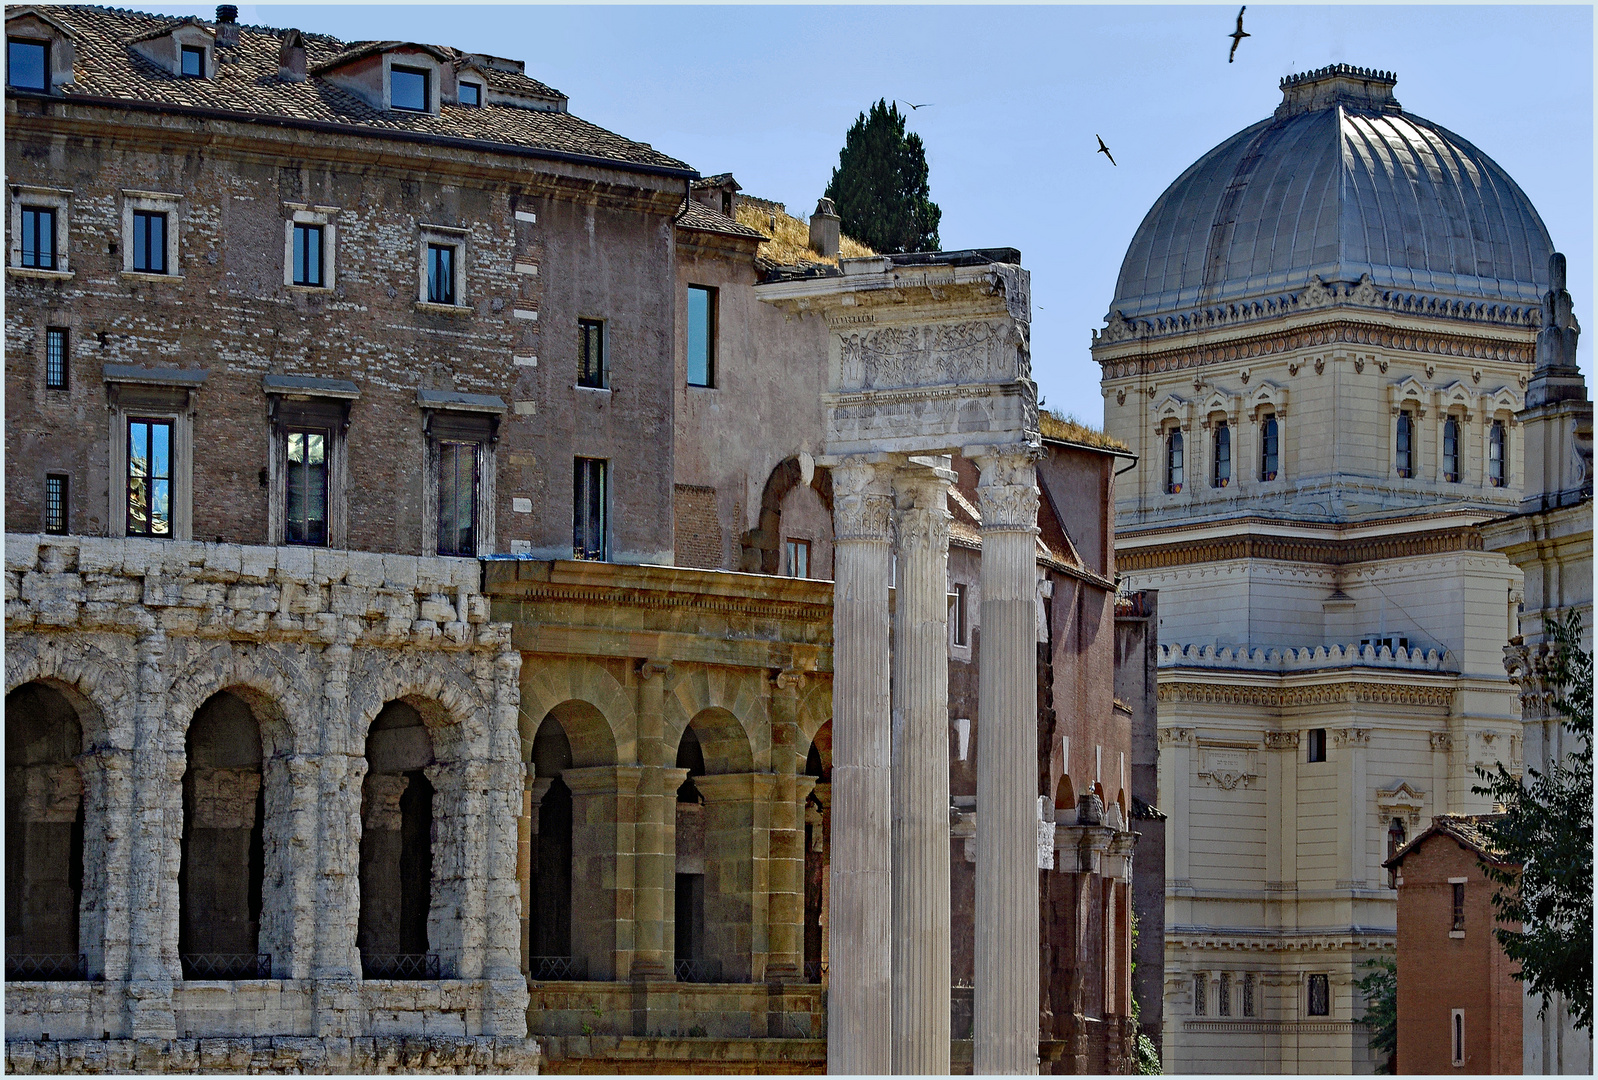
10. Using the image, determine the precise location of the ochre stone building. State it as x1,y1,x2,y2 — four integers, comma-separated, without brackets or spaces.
5,4,1152,1075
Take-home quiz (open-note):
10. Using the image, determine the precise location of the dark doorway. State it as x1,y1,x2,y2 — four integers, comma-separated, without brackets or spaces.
529,715,575,978
359,701,437,979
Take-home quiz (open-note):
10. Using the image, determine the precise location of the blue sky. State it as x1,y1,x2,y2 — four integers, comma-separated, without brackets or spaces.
143,4,1593,425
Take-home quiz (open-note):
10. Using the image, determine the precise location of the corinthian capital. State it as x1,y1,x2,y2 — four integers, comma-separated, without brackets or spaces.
892,470,952,555
974,449,1041,532
831,456,894,542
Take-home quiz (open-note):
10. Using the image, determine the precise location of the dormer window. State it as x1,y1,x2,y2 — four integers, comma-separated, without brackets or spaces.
7,38,47,89
391,65,428,111
180,44,204,77
458,80,481,107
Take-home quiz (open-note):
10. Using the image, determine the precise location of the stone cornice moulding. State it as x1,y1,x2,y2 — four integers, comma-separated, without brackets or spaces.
1157,680,1455,709
1117,525,1484,572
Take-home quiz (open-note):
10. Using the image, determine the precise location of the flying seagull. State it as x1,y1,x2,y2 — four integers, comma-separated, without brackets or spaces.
896,100,933,111
1096,135,1116,166
1228,6,1250,63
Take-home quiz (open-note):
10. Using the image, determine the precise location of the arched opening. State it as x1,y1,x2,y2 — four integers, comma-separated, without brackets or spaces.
359,700,436,980
802,721,831,984
5,682,86,981
674,726,707,977
672,708,754,982
528,715,574,978
1053,772,1076,820
181,690,267,979
739,456,834,575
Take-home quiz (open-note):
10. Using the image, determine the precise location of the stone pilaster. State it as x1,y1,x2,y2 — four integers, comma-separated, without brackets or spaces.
313,638,360,1040
890,463,954,1074
631,659,675,980
127,628,176,1039
562,764,643,982
482,645,529,1033
973,450,1041,1075
826,455,895,1075
765,669,806,982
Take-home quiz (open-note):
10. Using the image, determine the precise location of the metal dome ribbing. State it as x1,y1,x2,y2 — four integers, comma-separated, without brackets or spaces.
1107,66,1555,323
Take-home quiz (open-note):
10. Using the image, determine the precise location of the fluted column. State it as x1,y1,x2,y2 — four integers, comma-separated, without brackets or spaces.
890,463,954,1073
974,449,1041,1075
827,455,895,1075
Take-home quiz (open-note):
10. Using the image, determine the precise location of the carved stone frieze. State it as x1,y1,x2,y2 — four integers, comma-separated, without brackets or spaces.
1332,728,1371,747
1158,726,1193,747
1159,681,1454,709
1429,732,1453,752
1263,731,1300,751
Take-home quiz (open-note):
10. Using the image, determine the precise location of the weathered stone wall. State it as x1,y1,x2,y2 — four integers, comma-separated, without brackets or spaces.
4,1035,539,1075
5,533,536,1072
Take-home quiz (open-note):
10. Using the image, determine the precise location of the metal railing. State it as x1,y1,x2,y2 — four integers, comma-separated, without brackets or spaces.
180,953,271,980
527,955,586,980
6,954,88,981
361,952,440,980
803,959,825,984
673,957,723,984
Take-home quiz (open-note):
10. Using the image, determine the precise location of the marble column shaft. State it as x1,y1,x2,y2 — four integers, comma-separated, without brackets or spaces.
890,466,954,1074
827,457,895,1075
973,452,1041,1075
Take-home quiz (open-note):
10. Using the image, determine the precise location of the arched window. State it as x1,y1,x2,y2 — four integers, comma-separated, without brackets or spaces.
528,715,574,979
1260,414,1279,481
1395,412,1414,478
5,683,86,981
1443,417,1461,482
802,724,829,985
1212,422,1231,487
1165,430,1184,494
181,691,266,979
359,701,436,979
1488,420,1507,486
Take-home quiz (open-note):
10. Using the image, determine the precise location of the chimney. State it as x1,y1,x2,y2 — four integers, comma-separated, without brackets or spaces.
215,5,239,47
278,29,306,82
809,197,841,258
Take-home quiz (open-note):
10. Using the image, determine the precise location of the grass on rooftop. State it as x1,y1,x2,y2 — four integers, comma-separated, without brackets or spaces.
734,202,874,266
1039,410,1128,451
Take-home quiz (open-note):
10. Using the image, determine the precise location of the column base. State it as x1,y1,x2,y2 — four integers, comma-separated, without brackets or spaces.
628,959,673,982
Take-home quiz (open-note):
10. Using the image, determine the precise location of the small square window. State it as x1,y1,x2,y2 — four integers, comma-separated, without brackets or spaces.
45,327,68,389
785,538,810,579
19,206,57,269
458,81,481,107
7,39,48,91
45,473,68,535
1306,728,1326,763
687,284,716,387
1307,973,1330,1017
574,457,608,560
427,243,455,305
579,318,606,388
293,223,324,286
180,45,204,78
132,210,168,274
391,65,428,111
952,583,969,646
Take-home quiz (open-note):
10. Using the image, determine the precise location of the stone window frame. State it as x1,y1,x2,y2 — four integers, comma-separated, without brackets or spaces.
384,54,439,114
120,189,183,280
1254,406,1283,483
1192,970,1207,1016
1209,417,1232,488
4,11,77,94
281,203,339,292
415,223,469,312
104,365,207,541
263,375,359,548
1441,411,1465,484
1161,421,1185,495
417,390,505,558
949,580,972,654
455,74,484,107
8,184,71,277
1305,972,1331,1017
1486,416,1509,488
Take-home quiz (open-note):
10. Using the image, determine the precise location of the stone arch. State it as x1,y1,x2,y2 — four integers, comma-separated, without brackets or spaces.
796,679,833,765
740,455,834,574
664,666,767,769
4,636,131,751
804,718,832,781
535,699,617,771
166,642,308,759
350,652,487,766
518,660,630,765
1054,772,1076,817
672,706,753,776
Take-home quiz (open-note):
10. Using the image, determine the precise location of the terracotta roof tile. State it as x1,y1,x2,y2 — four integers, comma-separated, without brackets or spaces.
675,200,765,241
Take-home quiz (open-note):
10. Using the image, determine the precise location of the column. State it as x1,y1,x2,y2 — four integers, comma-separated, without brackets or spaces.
826,455,895,1075
313,639,361,1039
766,669,806,982
974,449,1041,1075
695,772,775,983
482,645,530,1033
562,765,643,981
891,462,954,1073
632,659,674,980
522,771,554,973
127,629,176,1039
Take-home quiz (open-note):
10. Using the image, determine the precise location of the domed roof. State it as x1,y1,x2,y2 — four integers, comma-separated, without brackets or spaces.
1108,65,1554,323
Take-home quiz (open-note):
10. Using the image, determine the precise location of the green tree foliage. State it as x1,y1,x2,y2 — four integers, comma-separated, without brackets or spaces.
824,99,941,254
1357,956,1398,1073
1472,609,1593,1031
1128,908,1162,1074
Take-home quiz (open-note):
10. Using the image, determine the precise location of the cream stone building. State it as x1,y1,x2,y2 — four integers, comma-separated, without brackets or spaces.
1095,65,1555,1073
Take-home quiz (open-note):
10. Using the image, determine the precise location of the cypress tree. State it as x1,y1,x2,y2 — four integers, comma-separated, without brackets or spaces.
823,99,941,254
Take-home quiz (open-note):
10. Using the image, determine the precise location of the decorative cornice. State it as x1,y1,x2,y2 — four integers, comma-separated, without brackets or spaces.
1118,526,1484,572
1097,316,1534,381
504,582,829,624
1158,681,1454,708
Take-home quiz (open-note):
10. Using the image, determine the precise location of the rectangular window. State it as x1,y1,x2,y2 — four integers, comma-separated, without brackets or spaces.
573,457,607,560
458,81,481,107
1452,882,1465,931
44,473,68,535
1307,973,1330,1017
1192,972,1206,1016
7,39,47,90
1443,417,1461,483
437,440,479,556
1212,421,1231,487
1488,420,1506,487
180,44,204,77
1452,1010,1464,1065
426,243,455,305
578,318,606,388
952,583,969,647
390,65,428,111
687,284,716,387
132,210,167,274
1219,972,1232,1016
1307,728,1326,763
45,326,68,389
292,223,324,286
1396,412,1414,478
785,538,810,579
126,419,173,538
19,206,56,269
285,428,329,546
1242,972,1255,1017
1260,414,1280,481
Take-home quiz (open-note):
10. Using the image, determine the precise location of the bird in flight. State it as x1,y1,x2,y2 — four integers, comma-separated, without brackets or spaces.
896,100,933,111
1096,135,1116,166
1228,6,1250,63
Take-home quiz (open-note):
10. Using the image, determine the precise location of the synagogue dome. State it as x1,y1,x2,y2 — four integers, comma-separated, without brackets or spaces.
1107,64,1554,324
